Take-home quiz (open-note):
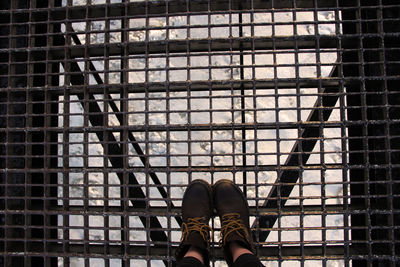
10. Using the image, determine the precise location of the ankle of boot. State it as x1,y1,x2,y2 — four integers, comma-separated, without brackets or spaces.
223,231,255,253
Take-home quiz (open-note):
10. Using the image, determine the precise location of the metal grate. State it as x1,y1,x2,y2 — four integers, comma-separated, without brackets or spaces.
0,0,399,266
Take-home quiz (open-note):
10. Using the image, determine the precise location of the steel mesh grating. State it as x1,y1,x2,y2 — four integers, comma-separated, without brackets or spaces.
0,0,399,266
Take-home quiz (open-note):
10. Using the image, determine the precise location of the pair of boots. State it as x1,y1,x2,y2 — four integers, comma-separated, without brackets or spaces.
175,179,255,267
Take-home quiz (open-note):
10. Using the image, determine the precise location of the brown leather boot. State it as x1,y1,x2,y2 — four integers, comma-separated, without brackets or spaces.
175,179,213,266
213,179,255,267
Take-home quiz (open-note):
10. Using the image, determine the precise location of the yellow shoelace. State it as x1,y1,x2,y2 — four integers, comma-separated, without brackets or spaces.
180,217,211,243
220,213,249,245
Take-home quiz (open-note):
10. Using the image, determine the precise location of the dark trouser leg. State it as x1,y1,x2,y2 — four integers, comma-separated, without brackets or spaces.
176,256,206,267
233,253,265,267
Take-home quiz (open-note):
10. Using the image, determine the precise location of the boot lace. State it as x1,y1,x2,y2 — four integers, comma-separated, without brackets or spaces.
180,217,211,243
220,213,249,245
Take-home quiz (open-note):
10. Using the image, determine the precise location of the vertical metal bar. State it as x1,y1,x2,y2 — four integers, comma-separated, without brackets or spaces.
47,1,62,265
103,3,111,266
25,1,36,265
7,0,28,266
270,2,283,265
248,0,260,258
184,1,193,265
164,1,172,265
313,2,328,266
206,3,214,265
292,2,306,265
376,0,397,264
341,0,371,265
143,3,152,266
238,5,247,198
120,1,129,266
334,1,350,266
62,1,72,266
82,2,91,266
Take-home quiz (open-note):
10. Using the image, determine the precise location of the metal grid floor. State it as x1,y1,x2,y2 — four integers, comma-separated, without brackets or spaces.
0,0,399,266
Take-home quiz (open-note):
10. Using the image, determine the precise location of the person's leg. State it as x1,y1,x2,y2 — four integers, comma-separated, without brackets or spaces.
213,179,265,267
176,246,206,267
230,241,253,262
233,253,264,267
184,246,205,263
175,180,213,267
177,257,205,267
230,242,264,267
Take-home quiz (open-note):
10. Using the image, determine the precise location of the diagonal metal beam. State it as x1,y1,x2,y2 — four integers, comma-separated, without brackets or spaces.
54,17,176,267
55,32,176,267
65,58,170,242
64,32,183,226
254,67,340,241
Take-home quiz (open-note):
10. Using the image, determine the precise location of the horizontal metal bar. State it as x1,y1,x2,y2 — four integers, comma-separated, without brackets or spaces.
28,204,360,216
0,122,346,134
5,122,399,134
0,164,347,175
26,36,342,59
3,244,366,260
39,80,343,95
10,0,340,22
